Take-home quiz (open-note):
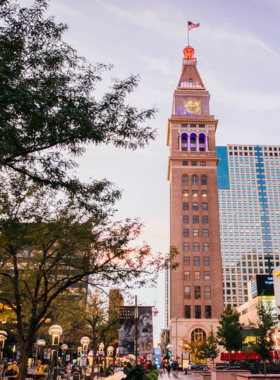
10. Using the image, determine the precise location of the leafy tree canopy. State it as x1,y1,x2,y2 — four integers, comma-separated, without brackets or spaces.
216,306,245,351
0,0,157,212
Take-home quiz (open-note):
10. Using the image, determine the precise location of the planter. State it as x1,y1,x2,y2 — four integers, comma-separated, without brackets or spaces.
211,370,251,380
237,375,280,380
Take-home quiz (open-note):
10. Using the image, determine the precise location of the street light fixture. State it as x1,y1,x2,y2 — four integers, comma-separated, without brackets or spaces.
0,331,7,362
35,339,46,368
48,325,63,380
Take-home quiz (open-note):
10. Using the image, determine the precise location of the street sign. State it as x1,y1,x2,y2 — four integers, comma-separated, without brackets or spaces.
80,356,87,367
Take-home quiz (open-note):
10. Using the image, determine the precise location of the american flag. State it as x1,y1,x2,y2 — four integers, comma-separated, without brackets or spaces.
188,21,200,31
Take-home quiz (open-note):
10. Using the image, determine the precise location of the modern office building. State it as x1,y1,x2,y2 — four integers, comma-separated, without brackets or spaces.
167,44,224,357
217,145,280,307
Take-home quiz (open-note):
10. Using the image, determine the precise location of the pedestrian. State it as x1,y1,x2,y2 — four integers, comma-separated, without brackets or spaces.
66,362,72,380
99,366,104,378
167,363,171,378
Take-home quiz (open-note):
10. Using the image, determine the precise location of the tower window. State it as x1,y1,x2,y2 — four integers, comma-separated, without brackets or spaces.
204,257,210,266
183,190,189,197
192,175,198,185
194,271,201,280
181,133,188,151
184,256,190,265
200,161,206,166
184,271,191,280
193,202,199,211
202,203,208,210
202,216,208,224
183,202,189,210
193,216,199,224
183,215,189,224
203,243,209,252
191,161,197,166
201,176,207,185
183,161,188,166
193,229,199,237
202,190,207,198
195,286,201,299
183,243,190,251
195,306,201,319
183,229,189,237
194,243,200,252
194,256,200,266
203,229,209,237
205,305,212,318
182,175,188,186
204,271,210,280
192,190,198,198
185,305,191,319
184,286,191,299
205,286,211,299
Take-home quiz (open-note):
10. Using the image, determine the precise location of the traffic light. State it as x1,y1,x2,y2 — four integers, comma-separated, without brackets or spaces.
168,349,172,358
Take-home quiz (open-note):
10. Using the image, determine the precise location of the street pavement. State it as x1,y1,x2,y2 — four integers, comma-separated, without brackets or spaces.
105,369,200,380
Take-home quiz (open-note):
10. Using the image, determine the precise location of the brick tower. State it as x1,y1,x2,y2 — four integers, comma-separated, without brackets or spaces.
167,45,224,359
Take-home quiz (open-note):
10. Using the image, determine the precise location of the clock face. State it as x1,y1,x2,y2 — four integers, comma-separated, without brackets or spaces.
184,100,201,115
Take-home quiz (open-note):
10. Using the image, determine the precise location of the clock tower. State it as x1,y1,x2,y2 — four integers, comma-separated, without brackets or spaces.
167,45,224,355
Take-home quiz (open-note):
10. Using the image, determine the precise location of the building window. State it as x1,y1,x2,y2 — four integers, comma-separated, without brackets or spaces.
194,256,200,266
202,190,207,198
200,161,206,166
183,215,189,224
183,190,189,197
192,175,198,185
204,271,210,280
185,305,191,319
194,271,200,280
183,175,188,186
193,229,199,237
195,286,201,299
202,216,208,224
194,243,200,252
202,203,208,211
184,286,191,299
183,243,190,251
205,305,212,319
193,216,199,224
184,271,191,280
184,256,190,265
203,243,209,252
203,229,209,237
183,229,189,237
183,202,189,210
205,286,211,299
201,176,207,185
191,161,197,166
193,202,199,211
192,190,198,198
204,257,210,266
195,305,201,319
183,161,188,166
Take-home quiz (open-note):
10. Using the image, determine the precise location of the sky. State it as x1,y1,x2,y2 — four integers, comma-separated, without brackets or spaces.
18,0,280,343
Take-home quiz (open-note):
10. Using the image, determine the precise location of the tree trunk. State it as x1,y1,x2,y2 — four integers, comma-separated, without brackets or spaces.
18,347,30,380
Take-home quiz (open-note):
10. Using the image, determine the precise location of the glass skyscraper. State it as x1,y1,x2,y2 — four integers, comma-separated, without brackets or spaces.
217,144,280,307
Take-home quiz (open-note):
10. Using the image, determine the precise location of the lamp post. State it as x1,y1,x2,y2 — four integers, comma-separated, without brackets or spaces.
61,344,68,366
107,346,114,369
48,325,63,380
80,337,90,380
35,339,46,368
0,331,7,362
175,318,178,360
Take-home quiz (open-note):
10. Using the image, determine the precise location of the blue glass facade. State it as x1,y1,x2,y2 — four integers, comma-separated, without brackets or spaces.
217,145,280,307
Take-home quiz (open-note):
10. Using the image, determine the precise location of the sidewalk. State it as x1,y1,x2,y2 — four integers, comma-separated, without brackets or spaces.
105,369,201,380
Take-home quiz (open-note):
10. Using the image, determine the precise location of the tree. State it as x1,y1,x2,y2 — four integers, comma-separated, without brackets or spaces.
183,340,203,363
216,306,245,367
249,301,275,375
200,329,220,366
0,0,157,212
0,175,171,380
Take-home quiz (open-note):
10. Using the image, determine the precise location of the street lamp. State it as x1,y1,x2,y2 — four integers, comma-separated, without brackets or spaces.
35,339,46,368
48,325,63,380
175,318,179,360
61,344,68,366
0,331,7,362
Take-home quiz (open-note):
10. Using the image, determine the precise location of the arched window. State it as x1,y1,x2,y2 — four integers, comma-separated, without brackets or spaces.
181,133,188,151
199,134,206,152
182,175,188,186
192,175,198,185
191,328,206,342
190,133,197,151
201,175,207,185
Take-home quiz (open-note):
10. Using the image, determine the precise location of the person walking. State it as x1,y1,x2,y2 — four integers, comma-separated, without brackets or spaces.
167,363,171,378
66,362,72,380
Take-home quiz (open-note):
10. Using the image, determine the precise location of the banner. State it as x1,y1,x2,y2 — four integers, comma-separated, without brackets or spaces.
119,307,135,355
138,306,153,355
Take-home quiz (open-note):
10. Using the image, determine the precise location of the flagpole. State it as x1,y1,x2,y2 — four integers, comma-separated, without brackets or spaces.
187,21,189,45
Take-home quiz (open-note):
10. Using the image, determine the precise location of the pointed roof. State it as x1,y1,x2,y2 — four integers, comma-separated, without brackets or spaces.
177,46,205,89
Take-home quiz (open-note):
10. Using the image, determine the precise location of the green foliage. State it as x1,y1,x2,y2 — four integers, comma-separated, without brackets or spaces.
217,306,245,351
0,0,157,212
249,301,275,375
199,329,219,364
123,364,147,380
